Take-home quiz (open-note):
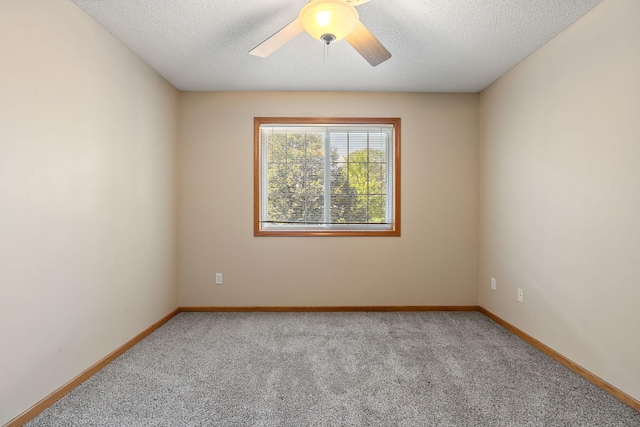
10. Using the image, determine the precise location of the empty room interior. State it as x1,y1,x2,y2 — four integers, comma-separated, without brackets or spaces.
1,0,639,425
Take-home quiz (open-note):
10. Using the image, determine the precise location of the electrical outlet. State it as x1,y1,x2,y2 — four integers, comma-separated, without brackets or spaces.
215,273,223,285
491,277,497,290
517,288,524,303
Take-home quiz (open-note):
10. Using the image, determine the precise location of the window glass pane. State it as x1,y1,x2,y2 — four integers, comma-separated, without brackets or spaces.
304,194,325,223
330,132,348,160
265,131,287,163
367,162,387,195
331,194,364,224
266,191,295,223
286,194,306,222
347,132,368,159
304,132,324,163
286,132,308,164
368,195,386,223
368,132,388,152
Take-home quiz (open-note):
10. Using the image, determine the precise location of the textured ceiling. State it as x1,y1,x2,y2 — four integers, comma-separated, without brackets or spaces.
71,0,603,92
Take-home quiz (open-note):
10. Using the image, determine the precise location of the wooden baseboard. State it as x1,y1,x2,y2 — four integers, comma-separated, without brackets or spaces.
6,308,180,427
179,305,480,312
7,305,637,427
478,307,640,412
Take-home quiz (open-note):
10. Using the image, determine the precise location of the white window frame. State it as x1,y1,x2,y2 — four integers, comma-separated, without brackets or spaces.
254,117,401,237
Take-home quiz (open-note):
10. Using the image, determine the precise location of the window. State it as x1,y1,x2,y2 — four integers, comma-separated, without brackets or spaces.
254,117,400,236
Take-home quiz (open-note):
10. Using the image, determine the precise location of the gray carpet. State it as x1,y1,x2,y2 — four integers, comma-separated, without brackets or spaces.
27,312,639,426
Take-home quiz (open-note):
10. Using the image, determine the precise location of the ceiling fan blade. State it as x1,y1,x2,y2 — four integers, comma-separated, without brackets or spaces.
346,0,373,6
249,18,303,58
345,21,391,67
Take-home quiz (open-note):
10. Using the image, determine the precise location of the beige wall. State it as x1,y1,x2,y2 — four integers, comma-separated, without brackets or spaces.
179,92,478,307
0,1,179,424
479,0,640,402
6,0,637,421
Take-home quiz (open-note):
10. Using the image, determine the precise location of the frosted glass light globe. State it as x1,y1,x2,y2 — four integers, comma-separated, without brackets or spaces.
299,0,359,42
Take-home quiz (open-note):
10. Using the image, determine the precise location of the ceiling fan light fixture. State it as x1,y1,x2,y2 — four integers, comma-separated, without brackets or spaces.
249,0,390,67
299,0,359,43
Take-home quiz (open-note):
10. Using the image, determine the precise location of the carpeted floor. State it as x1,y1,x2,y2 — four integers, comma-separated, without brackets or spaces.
27,312,639,426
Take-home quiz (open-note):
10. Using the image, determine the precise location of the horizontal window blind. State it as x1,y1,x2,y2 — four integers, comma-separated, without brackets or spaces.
259,124,394,230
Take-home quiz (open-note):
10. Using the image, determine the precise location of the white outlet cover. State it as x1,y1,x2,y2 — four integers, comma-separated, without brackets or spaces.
491,277,497,290
517,288,524,303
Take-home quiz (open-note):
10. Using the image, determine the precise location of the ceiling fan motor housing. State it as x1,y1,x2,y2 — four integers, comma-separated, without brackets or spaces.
299,0,359,42
320,34,336,45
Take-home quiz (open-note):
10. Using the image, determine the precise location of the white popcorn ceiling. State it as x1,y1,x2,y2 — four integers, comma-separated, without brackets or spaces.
71,0,603,92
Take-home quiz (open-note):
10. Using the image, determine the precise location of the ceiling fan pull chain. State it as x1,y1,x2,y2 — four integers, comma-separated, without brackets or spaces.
321,33,335,64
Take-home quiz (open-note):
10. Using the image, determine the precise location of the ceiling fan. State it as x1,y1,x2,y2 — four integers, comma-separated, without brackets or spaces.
249,0,391,67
